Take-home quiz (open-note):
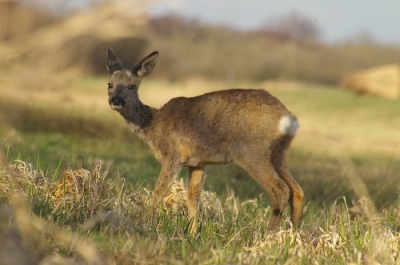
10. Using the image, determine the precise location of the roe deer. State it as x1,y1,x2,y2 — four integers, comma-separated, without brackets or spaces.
106,49,304,234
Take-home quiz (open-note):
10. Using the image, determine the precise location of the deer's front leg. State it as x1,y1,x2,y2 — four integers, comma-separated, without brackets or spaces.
151,162,181,216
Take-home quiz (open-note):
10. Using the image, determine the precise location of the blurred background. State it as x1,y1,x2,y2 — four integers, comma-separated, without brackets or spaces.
0,0,399,206
2,0,400,84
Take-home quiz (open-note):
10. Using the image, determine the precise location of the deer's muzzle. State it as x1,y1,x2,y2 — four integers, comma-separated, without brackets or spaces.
109,96,126,110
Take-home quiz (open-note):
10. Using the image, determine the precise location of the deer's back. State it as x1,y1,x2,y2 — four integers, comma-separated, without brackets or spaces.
156,89,291,137
146,89,295,166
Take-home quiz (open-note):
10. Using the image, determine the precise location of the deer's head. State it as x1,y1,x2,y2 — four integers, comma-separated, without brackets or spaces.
106,49,159,116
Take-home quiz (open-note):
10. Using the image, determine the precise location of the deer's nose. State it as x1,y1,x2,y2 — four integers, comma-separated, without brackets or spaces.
110,96,126,106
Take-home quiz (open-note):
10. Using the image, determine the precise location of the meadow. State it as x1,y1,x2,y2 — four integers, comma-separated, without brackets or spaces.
0,3,400,263
0,72,399,264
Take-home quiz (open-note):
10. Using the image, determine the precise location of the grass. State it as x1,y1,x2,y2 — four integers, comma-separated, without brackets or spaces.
1,161,399,264
0,76,399,264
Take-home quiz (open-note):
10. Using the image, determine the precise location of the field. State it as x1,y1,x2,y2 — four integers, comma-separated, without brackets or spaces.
0,3,400,264
1,72,399,264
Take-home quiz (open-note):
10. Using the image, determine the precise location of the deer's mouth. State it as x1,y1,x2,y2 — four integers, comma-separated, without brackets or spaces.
109,97,126,110
110,104,123,110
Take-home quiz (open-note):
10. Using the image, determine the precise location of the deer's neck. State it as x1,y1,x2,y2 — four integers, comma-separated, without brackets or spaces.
122,102,158,137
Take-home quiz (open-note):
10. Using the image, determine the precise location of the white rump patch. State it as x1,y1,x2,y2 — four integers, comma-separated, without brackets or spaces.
278,115,299,136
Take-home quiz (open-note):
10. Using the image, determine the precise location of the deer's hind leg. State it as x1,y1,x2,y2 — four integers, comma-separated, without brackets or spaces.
271,136,304,228
233,147,290,230
187,167,205,235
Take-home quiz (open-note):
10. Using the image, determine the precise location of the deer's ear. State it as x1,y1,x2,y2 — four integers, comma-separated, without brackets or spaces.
132,51,159,78
107,49,123,75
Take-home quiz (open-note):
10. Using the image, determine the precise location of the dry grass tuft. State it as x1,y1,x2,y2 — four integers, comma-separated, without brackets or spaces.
53,166,106,201
52,163,109,224
1,163,105,265
162,178,223,219
163,178,188,215
242,199,400,264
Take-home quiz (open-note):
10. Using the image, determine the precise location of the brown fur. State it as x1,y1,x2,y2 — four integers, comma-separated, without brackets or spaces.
106,49,304,235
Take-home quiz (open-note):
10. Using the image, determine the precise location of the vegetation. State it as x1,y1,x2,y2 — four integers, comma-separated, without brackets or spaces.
2,2,400,83
0,2,399,264
1,76,399,264
1,158,399,264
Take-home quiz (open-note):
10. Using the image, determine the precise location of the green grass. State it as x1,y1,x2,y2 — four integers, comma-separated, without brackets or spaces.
4,128,399,210
1,160,398,264
0,78,399,264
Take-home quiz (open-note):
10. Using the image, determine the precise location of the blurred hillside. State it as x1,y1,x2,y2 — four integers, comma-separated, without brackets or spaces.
1,2,400,84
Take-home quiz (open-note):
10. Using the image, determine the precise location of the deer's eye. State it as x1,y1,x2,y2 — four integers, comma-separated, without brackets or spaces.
107,83,113,89
128,84,137,90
